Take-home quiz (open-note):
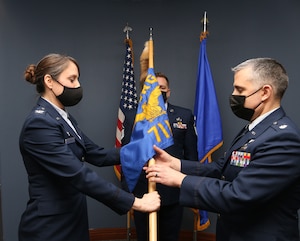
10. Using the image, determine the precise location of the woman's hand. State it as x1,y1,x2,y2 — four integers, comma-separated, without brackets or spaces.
132,191,160,212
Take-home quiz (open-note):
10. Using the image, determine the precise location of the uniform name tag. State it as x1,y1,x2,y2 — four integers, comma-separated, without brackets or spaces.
230,151,251,167
65,137,75,144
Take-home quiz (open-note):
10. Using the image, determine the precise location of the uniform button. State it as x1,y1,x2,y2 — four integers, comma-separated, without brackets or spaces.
81,156,85,162
221,175,225,180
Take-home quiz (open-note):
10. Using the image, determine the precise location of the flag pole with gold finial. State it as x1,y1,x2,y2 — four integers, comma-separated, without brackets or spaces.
147,27,158,241
193,11,211,241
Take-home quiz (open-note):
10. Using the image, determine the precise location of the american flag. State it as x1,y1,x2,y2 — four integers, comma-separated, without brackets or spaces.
114,39,138,179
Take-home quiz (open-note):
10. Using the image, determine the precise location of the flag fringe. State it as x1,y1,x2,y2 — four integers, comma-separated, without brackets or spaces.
200,141,223,163
200,31,209,42
113,165,121,181
140,41,149,86
197,219,211,231
192,208,211,231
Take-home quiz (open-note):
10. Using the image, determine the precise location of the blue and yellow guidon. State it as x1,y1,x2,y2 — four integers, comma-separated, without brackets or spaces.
134,69,172,143
120,68,174,192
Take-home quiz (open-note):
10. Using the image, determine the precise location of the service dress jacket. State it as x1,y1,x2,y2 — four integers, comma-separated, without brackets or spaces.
179,108,300,241
18,97,134,241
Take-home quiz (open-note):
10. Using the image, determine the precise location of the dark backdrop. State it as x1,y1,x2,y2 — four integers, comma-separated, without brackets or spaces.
0,0,299,240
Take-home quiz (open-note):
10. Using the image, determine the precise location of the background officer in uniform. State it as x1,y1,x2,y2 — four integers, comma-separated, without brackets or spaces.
145,58,300,241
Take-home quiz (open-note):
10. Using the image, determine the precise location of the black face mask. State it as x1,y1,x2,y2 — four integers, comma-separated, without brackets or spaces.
161,91,168,102
229,87,262,121
56,85,83,107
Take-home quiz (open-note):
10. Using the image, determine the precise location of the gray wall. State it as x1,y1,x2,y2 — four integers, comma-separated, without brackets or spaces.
0,0,300,240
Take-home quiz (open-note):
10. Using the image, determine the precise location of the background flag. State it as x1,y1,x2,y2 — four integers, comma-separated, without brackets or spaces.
193,31,223,231
114,38,138,180
120,67,174,192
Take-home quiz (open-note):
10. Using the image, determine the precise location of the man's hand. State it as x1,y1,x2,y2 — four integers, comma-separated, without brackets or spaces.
152,145,181,171
144,164,186,188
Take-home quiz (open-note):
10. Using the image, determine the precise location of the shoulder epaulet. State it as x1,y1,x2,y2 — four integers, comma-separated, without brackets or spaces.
34,106,46,115
272,120,288,130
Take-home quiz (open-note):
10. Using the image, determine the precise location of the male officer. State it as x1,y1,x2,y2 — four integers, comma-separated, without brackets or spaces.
145,58,300,241
123,72,198,241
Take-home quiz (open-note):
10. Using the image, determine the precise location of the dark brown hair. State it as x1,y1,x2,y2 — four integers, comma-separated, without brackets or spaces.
155,72,169,86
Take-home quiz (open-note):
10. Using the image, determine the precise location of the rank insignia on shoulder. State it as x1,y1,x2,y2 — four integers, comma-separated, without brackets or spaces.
34,109,45,114
230,151,251,167
279,124,288,129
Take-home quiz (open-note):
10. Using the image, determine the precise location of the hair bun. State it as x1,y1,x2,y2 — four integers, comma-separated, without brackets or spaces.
24,64,37,84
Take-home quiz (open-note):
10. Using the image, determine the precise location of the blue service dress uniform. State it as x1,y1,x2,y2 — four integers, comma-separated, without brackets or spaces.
179,108,300,241
18,97,135,241
123,103,198,241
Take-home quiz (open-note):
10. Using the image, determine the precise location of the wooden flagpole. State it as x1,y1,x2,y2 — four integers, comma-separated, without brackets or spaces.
148,27,157,241
148,157,157,241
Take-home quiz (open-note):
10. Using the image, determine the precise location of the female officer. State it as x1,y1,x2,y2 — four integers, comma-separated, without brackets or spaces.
19,53,160,241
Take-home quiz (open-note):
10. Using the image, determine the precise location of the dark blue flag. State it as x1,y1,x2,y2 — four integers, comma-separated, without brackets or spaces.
193,35,223,230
